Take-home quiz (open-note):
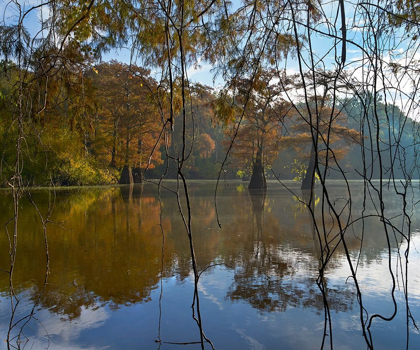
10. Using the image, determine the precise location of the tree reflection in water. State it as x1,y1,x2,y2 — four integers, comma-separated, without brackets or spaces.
226,188,355,315
0,182,419,349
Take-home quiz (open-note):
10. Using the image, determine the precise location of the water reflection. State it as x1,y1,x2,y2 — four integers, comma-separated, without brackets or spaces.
0,182,419,349
223,188,354,315
1,188,167,310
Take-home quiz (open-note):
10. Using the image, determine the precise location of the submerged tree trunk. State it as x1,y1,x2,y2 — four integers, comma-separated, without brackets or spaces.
110,119,118,167
132,167,143,183
119,165,134,185
248,148,267,190
301,143,316,191
301,188,316,238
119,125,135,185
134,138,143,183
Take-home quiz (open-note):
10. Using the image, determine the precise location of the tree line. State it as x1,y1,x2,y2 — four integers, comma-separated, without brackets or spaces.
2,60,417,187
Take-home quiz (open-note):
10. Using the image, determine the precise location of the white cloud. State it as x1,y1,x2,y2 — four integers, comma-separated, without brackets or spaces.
39,305,110,342
232,325,265,350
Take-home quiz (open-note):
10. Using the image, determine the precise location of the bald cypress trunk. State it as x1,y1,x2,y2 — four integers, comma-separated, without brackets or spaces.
248,148,267,190
119,123,136,185
119,165,134,185
301,143,316,191
110,118,119,167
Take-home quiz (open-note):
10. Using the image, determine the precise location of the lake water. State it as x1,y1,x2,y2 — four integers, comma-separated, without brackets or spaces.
1,180,420,349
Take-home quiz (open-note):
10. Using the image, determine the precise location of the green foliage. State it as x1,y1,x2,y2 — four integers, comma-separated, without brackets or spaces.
53,156,118,186
0,120,119,186
236,170,246,179
285,159,319,183
42,125,118,185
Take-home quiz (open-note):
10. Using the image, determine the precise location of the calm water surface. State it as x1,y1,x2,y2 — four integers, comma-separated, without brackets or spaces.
0,181,420,349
